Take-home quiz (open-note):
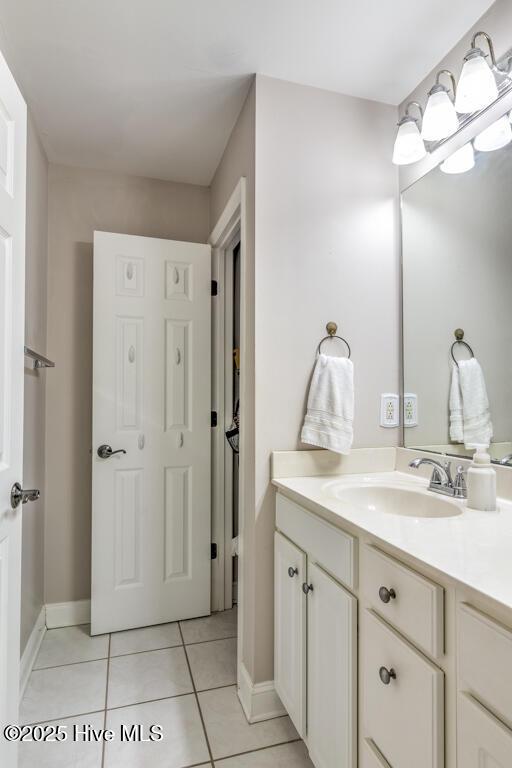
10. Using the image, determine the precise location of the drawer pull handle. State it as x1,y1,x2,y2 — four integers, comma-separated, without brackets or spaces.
288,567,298,578
379,586,396,604
302,582,314,595
379,666,397,685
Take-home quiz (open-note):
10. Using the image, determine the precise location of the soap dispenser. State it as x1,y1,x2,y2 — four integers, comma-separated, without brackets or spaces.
466,445,496,512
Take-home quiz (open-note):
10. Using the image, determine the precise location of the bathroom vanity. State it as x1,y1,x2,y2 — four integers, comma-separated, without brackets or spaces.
272,449,512,768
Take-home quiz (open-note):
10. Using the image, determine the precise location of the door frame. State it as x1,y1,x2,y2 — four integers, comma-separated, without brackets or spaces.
210,178,246,627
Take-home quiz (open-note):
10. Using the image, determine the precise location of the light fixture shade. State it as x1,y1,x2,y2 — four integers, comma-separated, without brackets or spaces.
392,117,426,165
474,115,512,152
455,49,499,113
421,86,459,141
440,143,475,174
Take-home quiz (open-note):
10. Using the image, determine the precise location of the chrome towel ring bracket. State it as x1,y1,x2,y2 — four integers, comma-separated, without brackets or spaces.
317,322,351,358
450,328,475,367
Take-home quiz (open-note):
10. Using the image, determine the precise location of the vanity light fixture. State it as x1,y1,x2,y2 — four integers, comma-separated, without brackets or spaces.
474,115,512,152
440,142,475,174
455,32,501,114
421,70,459,141
392,102,426,165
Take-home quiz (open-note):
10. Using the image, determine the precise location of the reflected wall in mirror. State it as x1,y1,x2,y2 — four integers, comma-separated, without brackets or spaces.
402,111,512,465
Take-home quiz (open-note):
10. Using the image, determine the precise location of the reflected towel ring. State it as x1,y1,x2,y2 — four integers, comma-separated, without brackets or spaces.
450,328,474,367
317,322,351,359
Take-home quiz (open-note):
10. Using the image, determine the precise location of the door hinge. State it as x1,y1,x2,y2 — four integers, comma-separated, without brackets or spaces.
211,543,218,560
211,280,218,296
211,411,218,427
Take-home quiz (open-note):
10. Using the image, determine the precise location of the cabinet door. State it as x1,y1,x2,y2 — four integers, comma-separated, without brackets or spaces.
274,531,307,737
307,561,357,768
458,692,512,767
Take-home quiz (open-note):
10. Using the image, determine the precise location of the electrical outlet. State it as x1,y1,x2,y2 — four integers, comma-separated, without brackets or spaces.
380,394,399,428
404,393,418,427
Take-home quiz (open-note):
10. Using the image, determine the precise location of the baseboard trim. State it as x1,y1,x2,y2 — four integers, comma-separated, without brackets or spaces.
237,662,286,723
20,607,46,699
45,599,91,629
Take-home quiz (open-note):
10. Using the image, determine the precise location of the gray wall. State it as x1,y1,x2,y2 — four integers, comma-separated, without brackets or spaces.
45,165,210,604
211,75,399,684
254,76,399,681
21,113,48,653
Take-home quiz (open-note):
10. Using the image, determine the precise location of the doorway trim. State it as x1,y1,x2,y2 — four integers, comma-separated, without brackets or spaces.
209,179,246,639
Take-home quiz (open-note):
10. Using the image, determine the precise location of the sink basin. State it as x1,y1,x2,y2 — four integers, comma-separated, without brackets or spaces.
325,484,463,519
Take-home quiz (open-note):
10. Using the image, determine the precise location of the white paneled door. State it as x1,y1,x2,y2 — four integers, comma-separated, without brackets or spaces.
92,232,211,634
0,51,27,768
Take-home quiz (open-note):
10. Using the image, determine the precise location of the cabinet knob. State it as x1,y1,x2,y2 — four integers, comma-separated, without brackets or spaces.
379,586,396,604
379,666,397,685
288,567,298,578
302,582,314,595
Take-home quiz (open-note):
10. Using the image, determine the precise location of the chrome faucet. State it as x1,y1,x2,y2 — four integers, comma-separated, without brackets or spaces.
409,457,467,499
499,453,512,466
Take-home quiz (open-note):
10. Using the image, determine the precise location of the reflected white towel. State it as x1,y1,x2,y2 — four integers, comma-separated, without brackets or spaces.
458,358,493,448
450,359,493,448
301,354,354,455
449,364,464,443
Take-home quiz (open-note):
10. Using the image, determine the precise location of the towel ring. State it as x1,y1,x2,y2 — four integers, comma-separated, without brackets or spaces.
317,322,351,359
450,328,474,366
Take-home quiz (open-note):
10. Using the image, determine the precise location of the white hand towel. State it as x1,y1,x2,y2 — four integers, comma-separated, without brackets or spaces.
301,354,354,455
458,358,493,448
449,364,464,443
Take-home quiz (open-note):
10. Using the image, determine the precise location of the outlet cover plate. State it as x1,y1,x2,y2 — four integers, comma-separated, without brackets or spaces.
380,393,399,428
404,393,418,427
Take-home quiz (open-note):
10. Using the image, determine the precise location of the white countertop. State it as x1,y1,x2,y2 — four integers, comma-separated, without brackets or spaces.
273,470,512,612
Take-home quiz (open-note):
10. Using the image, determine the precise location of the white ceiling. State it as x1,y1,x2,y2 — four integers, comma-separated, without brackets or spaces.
0,0,496,186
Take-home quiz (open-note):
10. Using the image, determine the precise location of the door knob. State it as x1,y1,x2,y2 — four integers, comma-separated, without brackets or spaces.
379,666,397,685
288,567,298,578
97,444,127,459
302,582,314,595
11,483,40,510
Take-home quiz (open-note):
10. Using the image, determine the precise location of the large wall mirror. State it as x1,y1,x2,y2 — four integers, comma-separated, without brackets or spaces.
402,105,512,465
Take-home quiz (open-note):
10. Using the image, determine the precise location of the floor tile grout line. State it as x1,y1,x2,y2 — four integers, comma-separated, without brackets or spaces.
214,737,302,763
32,633,237,671
101,633,112,768
183,635,238,648
178,622,215,767
33,655,110,672
109,643,183,660
22,682,241,728
21,708,106,727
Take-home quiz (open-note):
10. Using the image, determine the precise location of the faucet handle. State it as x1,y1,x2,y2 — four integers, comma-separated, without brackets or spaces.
454,465,467,498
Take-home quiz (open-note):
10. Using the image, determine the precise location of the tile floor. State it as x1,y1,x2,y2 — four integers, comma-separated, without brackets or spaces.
20,608,314,767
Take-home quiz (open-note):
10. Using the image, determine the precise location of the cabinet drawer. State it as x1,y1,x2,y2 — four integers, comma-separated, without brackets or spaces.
276,493,356,590
458,603,512,726
361,739,392,768
362,610,444,768
458,692,512,767
361,545,444,658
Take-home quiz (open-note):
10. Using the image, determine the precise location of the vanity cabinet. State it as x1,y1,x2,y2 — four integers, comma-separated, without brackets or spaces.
274,486,512,768
275,495,357,768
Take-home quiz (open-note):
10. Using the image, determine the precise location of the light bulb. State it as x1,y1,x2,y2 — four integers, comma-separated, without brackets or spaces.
455,48,499,113
474,115,512,152
421,85,459,141
440,143,475,174
392,117,426,165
